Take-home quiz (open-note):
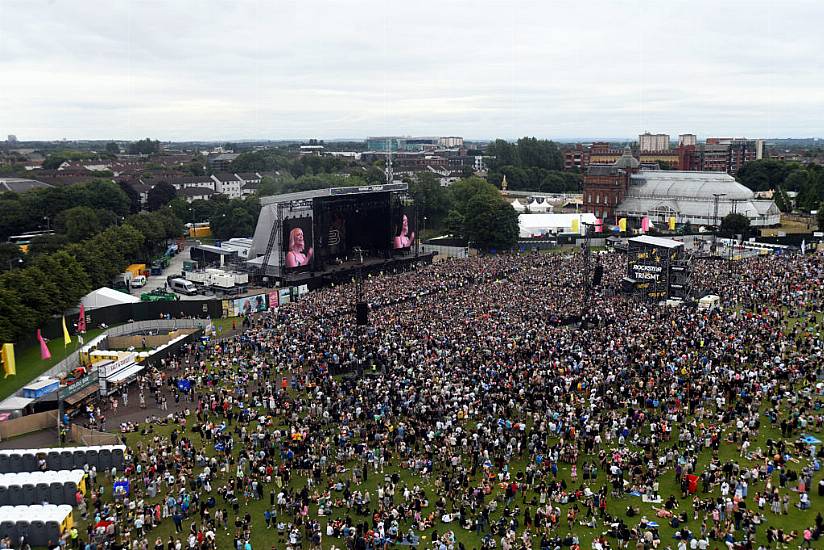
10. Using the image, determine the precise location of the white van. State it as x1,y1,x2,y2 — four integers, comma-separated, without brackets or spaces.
131,275,147,288
168,277,197,296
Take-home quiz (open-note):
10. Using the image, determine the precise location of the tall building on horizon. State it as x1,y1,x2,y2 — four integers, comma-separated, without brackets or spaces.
639,132,670,152
678,134,697,147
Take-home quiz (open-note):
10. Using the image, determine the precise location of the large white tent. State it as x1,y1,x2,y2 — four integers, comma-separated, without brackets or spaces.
80,287,140,310
518,213,597,238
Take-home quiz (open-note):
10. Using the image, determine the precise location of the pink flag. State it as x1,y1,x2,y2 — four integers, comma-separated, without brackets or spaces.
37,329,51,361
77,304,86,334
595,219,603,233
641,217,650,233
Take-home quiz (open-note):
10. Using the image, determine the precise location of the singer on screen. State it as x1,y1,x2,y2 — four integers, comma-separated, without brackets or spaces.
393,214,415,249
286,227,314,267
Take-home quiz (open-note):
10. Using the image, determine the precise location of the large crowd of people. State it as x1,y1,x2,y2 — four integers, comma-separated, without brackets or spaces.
59,248,823,550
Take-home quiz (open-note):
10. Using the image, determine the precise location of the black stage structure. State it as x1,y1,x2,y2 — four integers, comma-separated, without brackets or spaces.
248,183,434,289
622,235,692,300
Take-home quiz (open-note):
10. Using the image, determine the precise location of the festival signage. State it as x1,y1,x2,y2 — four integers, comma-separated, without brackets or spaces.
631,263,663,282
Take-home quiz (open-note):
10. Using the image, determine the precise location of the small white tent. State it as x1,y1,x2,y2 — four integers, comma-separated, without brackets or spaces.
80,287,140,310
526,199,551,213
510,199,526,212
518,213,597,238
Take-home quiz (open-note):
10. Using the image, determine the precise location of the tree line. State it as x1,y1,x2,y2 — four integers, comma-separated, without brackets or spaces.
485,137,581,193
408,173,519,251
0,208,182,343
737,159,824,212
0,179,132,242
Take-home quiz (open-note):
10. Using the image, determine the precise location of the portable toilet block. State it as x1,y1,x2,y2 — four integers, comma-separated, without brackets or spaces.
112,446,125,469
8,455,22,474
50,482,64,505
15,518,29,546
0,518,15,541
21,452,36,473
0,453,10,474
29,517,47,547
35,483,50,504
98,449,112,469
63,481,77,505
59,451,73,471
21,483,35,505
72,450,87,469
47,451,61,471
84,448,99,469
7,485,22,506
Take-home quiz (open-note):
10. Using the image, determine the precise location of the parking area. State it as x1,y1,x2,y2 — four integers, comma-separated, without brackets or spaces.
136,241,203,301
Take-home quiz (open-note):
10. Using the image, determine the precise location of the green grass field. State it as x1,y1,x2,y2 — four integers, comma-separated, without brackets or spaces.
0,327,109,401
1,317,239,402
84,373,823,550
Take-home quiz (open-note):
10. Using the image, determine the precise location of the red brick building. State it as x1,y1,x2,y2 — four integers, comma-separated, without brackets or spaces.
582,148,640,219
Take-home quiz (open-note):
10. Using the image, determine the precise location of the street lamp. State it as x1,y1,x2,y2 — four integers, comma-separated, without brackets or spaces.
7,258,22,270
43,216,50,231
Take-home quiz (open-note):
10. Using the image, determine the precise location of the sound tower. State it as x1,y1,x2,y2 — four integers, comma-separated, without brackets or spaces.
592,264,603,287
356,302,369,326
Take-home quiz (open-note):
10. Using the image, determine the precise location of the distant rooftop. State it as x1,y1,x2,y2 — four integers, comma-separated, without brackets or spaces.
0,177,53,193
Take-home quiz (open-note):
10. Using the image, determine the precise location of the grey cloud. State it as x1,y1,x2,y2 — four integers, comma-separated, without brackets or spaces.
0,0,822,140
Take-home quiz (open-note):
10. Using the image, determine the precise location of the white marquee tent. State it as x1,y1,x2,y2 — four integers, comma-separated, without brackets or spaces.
80,287,140,311
518,213,597,238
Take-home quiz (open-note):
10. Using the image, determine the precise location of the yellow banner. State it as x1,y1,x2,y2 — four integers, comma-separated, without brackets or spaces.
571,218,580,233
1,343,15,378
62,316,71,347
668,216,676,231
618,218,627,232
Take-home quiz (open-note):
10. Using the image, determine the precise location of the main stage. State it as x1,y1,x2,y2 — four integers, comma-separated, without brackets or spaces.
247,183,426,288
281,251,435,290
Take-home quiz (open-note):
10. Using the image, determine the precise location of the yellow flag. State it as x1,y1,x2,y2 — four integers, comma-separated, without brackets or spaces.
668,216,676,231
1,343,15,378
618,218,627,232
571,218,579,234
62,316,71,347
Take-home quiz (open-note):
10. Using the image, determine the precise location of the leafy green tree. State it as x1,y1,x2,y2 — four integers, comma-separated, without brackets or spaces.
27,234,70,257
444,210,465,238
0,287,34,342
463,193,519,250
231,150,291,172
188,162,205,177
209,198,260,239
817,202,824,230
409,172,451,227
0,198,28,242
55,206,101,242
125,212,167,258
117,180,141,213
127,138,161,155
719,213,751,237
773,187,792,213
0,243,23,272
365,165,386,185
29,250,91,312
257,176,281,197
105,142,120,155
449,177,501,217
83,180,131,216
146,182,177,211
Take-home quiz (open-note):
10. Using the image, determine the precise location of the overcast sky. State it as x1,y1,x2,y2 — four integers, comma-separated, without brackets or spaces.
1,0,822,142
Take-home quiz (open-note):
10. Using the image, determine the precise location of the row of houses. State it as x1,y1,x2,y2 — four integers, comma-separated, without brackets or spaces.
125,172,262,205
